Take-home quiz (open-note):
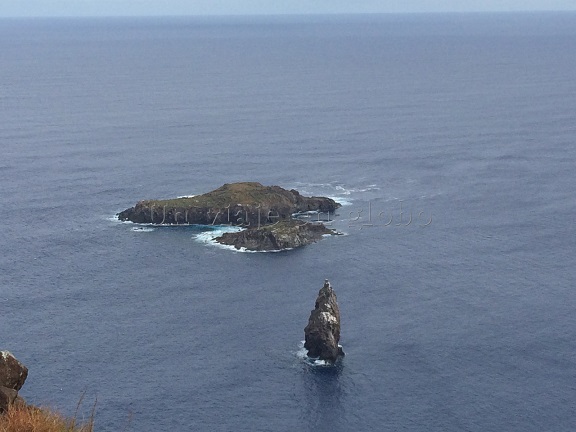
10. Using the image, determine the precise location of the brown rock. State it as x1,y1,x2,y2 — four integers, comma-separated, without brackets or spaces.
0,386,18,413
0,351,28,391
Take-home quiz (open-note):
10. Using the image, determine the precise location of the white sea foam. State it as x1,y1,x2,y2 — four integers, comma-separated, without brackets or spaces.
295,341,340,367
194,225,299,253
107,213,163,226
295,341,311,360
291,210,319,218
106,214,128,224
194,225,250,252
131,227,155,232
289,181,380,207
327,230,348,237
194,225,243,242
328,196,353,207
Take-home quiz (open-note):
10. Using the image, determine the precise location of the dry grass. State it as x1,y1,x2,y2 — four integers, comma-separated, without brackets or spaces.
0,403,94,432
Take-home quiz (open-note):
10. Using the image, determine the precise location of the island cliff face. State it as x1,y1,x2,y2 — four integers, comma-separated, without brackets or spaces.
304,280,344,364
117,182,340,226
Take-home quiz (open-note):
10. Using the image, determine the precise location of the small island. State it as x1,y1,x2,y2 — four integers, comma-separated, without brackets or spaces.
118,182,341,251
215,219,336,251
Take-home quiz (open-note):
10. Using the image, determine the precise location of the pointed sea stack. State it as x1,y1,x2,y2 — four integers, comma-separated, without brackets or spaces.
304,280,344,363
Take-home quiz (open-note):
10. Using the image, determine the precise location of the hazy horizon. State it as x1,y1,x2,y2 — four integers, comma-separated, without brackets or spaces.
2,0,576,18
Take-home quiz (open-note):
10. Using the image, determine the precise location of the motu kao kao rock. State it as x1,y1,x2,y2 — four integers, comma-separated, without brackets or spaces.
304,280,344,363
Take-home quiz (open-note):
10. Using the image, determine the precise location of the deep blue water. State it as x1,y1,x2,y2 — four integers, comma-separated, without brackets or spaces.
1,13,575,432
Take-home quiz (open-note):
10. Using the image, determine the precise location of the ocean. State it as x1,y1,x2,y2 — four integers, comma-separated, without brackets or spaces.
1,12,575,431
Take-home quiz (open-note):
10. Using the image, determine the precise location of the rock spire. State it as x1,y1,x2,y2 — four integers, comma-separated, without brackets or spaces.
304,280,344,363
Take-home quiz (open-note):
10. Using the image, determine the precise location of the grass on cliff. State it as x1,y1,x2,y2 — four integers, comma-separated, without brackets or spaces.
0,404,94,432
141,182,295,209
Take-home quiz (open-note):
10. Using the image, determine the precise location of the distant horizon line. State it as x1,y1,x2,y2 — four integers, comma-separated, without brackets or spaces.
2,10,576,19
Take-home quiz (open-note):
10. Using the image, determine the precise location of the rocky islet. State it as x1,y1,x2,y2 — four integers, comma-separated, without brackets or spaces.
118,182,341,251
117,182,340,226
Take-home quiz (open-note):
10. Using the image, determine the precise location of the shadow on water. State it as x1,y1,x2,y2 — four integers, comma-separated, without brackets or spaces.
300,361,347,431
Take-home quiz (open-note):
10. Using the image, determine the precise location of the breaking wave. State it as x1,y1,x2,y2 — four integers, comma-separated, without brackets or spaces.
289,181,380,207
194,226,301,254
295,341,343,367
131,226,156,232
194,225,243,242
193,225,256,252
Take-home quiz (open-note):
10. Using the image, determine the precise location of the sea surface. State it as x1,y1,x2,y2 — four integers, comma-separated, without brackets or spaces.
1,12,575,432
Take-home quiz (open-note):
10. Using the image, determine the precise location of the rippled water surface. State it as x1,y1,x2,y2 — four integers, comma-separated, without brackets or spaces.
1,13,575,431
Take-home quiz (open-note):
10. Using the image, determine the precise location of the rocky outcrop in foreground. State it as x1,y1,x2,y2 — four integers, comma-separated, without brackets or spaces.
117,182,340,226
215,219,336,251
304,280,344,364
0,351,27,413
